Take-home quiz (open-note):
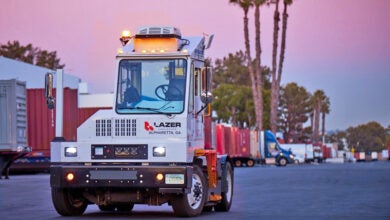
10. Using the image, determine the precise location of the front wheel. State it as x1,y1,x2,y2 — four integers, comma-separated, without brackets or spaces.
51,188,88,216
171,166,207,217
215,162,234,212
278,157,287,167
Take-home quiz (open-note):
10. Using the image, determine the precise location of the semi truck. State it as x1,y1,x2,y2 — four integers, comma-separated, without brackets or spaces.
215,124,295,167
0,80,30,179
258,130,295,166
47,26,233,217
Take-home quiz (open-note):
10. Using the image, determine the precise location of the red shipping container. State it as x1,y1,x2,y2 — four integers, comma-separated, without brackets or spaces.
223,126,234,156
26,88,78,157
230,127,239,157
26,88,110,157
321,145,331,159
215,124,225,155
236,128,250,158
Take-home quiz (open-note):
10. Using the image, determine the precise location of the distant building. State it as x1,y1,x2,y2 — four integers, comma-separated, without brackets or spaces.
0,56,80,88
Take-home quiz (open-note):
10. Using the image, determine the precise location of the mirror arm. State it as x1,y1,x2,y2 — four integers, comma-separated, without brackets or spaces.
196,105,208,116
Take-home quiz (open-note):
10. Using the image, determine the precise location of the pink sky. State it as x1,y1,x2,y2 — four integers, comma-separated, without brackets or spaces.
1,0,390,130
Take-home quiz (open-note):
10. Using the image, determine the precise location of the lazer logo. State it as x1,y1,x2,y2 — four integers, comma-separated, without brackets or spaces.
144,121,181,132
154,122,181,128
144,121,182,135
144,122,154,131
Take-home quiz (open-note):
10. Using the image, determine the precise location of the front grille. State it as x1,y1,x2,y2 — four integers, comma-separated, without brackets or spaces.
96,119,136,137
91,144,147,160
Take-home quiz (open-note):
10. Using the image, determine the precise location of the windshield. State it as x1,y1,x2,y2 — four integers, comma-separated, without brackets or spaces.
116,59,187,114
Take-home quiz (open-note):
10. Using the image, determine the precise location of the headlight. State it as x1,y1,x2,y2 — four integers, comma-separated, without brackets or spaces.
289,154,294,159
153,146,166,157
64,146,78,157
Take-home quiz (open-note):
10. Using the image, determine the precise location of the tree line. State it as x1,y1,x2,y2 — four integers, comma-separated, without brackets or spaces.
211,51,390,151
211,51,330,143
0,40,65,69
223,0,390,152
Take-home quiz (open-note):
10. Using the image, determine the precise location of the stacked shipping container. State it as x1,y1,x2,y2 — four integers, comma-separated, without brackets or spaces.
215,124,259,167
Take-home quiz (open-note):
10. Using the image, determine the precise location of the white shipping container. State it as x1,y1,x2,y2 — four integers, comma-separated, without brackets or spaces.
382,150,389,160
0,79,27,151
371,152,378,161
359,152,365,160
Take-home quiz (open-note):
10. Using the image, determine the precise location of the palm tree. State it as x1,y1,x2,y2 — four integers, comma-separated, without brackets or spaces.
320,96,330,142
311,90,329,142
269,0,280,133
269,0,293,133
254,0,267,131
230,0,265,130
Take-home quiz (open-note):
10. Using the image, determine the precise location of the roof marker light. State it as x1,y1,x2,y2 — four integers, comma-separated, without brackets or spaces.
120,30,132,46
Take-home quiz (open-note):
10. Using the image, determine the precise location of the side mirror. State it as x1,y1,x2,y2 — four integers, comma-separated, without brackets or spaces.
45,73,55,109
201,91,212,104
200,67,212,104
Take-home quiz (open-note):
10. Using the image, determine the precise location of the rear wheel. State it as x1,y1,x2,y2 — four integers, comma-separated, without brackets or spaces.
215,162,233,212
51,188,87,216
246,159,255,167
234,159,242,167
172,165,207,217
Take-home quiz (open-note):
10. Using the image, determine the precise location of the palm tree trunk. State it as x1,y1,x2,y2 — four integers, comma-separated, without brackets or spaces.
270,0,280,133
314,101,320,142
273,1,289,132
321,111,326,143
254,4,263,131
310,111,314,140
243,9,262,130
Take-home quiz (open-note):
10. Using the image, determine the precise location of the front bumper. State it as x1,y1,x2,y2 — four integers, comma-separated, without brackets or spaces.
50,164,192,193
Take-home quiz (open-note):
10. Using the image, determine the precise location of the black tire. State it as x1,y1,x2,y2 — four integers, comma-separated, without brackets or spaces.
202,206,213,212
171,165,207,217
215,162,234,212
98,204,116,212
116,203,135,212
51,188,87,216
247,159,255,167
234,159,242,167
278,157,287,167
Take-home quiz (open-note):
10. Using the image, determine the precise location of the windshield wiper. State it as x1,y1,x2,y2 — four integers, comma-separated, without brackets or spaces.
128,106,173,116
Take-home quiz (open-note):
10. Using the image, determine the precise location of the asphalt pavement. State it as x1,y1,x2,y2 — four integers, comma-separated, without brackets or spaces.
0,161,389,219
